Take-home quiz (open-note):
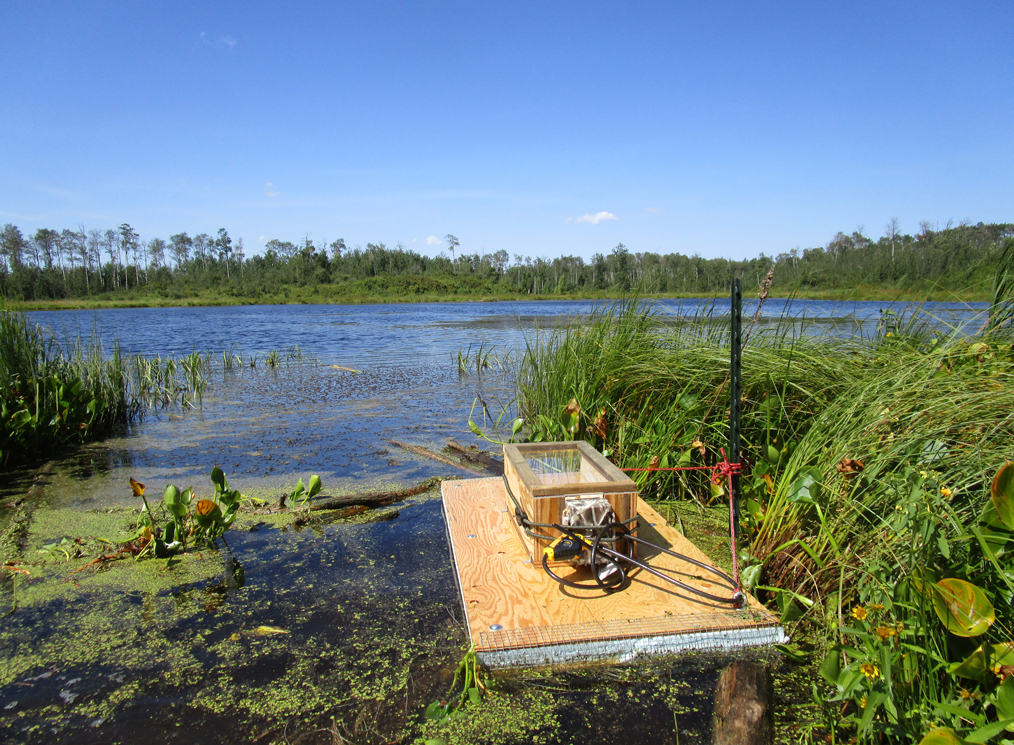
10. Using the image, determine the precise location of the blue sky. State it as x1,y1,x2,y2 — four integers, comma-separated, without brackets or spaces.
2,1,1011,261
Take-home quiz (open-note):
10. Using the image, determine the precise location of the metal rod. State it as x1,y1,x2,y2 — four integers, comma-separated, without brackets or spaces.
729,278,742,553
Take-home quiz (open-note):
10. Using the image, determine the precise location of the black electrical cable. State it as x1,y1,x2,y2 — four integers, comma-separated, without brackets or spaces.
503,474,745,608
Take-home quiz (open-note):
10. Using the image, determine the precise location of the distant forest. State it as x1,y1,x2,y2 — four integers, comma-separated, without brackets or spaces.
1,220,1012,302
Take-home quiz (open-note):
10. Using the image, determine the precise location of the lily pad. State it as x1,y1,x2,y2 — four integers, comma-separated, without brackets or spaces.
932,578,995,637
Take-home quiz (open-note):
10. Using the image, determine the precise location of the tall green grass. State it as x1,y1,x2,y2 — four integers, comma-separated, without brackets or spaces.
514,296,1014,741
0,310,213,468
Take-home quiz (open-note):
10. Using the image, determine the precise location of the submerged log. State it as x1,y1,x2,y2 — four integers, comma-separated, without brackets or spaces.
388,439,486,475
445,440,504,475
712,660,773,745
308,476,443,511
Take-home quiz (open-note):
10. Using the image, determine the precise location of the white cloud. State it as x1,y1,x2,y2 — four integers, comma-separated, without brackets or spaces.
220,35,237,50
426,235,442,246
644,207,663,214
574,211,618,225
265,182,278,197
258,236,265,242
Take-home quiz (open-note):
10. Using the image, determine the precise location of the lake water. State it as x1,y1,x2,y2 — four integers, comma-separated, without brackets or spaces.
2,298,987,744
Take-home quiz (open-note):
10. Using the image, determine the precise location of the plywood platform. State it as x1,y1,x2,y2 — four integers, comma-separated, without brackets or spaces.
441,478,785,668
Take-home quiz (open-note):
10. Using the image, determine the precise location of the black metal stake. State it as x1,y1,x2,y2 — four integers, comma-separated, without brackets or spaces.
729,278,742,554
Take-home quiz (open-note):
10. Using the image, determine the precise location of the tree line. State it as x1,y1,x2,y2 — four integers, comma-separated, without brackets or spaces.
1,220,1011,302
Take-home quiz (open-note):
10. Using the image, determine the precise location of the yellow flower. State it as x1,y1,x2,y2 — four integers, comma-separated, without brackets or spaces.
852,606,868,621
860,662,880,679
886,333,893,338
959,688,972,700
860,695,867,709
940,487,953,498
875,626,896,641
868,603,885,613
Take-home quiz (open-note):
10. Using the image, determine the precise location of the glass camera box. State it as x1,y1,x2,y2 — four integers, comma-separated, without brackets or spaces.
502,440,639,557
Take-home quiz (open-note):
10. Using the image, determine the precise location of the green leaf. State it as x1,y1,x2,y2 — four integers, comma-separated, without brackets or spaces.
859,690,885,733
997,678,1014,721
966,719,1014,743
467,687,481,705
992,461,1014,531
511,417,524,436
950,645,988,679
818,650,841,684
307,475,322,500
162,484,187,517
210,466,227,493
935,701,985,725
774,643,809,663
918,728,968,745
932,578,996,637
468,419,484,437
423,701,447,721
787,468,822,505
765,444,780,464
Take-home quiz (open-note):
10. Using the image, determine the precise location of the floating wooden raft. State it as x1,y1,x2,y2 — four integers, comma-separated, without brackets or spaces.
442,477,785,668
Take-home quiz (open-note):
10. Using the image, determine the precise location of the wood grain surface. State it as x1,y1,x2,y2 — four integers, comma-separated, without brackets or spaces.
442,478,778,653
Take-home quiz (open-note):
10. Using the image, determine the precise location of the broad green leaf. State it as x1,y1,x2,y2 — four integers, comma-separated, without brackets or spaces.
787,468,821,505
992,461,1014,531
765,444,780,464
467,687,481,705
818,650,840,684
210,466,227,493
950,645,988,679
468,419,484,437
918,728,967,745
932,578,995,637
163,484,180,506
424,701,447,721
997,677,1014,721
307,475,323,499
511,417,524,435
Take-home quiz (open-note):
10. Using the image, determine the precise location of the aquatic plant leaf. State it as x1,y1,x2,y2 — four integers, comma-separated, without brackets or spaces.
307,475,322,500
996,677,1014,720
210,466,227,493
764,444,780,464
424,701,448,721
919,439,949,465
467,686,481,705
510,417,524,436
787,468,821,505
129,477,145,497
950,645,988,679
917,728,967,745
991,461,1014,531
252,625,288,636
932,578,995,637
818,649,840,683
773,643,809,663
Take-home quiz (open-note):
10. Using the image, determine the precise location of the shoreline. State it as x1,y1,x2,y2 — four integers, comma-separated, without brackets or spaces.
8,286,992,312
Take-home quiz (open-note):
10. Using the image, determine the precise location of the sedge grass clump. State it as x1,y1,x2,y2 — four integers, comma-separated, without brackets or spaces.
0,309,132,467
0,309,215,469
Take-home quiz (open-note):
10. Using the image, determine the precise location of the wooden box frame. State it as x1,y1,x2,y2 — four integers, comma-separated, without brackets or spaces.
503,440,639,558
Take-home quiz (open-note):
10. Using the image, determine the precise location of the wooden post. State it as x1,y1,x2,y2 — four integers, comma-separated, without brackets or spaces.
712,660,773,745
